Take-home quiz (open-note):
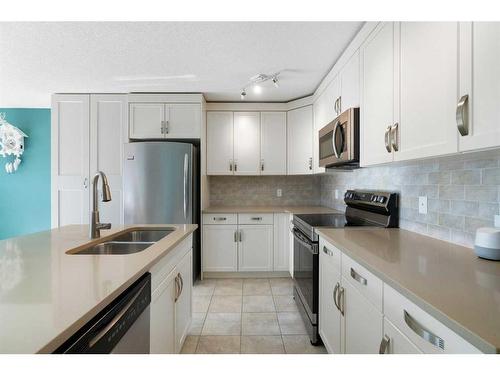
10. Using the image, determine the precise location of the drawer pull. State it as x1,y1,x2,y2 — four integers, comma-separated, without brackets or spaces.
251,217,262,221
213,217,227,221
323,246,334,256
379,335,391,354
404,310,445,350
350,268,367,286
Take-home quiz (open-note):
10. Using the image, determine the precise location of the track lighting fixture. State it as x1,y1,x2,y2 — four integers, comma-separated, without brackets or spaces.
239,72,281,100
240,90,246,100
272,76,279,88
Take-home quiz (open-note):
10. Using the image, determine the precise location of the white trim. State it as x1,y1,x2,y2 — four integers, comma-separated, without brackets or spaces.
127,93,205,103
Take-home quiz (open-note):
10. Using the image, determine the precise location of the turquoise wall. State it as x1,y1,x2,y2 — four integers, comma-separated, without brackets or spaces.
0,109,51,240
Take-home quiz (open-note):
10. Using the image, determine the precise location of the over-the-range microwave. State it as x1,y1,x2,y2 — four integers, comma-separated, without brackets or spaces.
318,107,359,168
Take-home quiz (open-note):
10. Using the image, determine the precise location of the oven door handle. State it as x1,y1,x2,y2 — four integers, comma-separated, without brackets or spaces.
293,229,318,255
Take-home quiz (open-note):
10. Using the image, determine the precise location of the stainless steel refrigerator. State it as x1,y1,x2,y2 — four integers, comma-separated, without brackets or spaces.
123,141,200,280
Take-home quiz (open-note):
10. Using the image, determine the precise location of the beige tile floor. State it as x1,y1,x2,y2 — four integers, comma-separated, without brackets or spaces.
181,277,327,354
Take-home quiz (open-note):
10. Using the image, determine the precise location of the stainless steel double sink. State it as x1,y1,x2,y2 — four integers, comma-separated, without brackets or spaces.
67,228,174,255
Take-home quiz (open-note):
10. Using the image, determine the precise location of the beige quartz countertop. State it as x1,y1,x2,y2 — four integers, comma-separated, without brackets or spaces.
315,227,500,353
203,205,341,214
0,224,197,354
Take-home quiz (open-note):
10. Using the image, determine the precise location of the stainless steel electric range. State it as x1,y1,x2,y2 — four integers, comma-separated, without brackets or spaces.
291,189,399,345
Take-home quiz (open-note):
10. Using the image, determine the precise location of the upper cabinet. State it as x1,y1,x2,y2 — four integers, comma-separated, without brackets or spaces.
361,22,396,166
261,112,287,175
361,22,460,166
233,112,261,175
339,51,360,113
206,111,287,176
129,95,202,139
287,105,314,175
458,22,500,151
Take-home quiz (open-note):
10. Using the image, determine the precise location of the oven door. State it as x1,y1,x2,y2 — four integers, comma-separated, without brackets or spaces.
318,108,358,167
292,228,318,321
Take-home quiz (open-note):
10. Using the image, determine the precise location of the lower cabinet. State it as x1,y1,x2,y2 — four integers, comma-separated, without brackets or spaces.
381,318,422,354
238,225,273,271
273,213,291,272
150,238,192,354
342,275,383,354
203,224,238,272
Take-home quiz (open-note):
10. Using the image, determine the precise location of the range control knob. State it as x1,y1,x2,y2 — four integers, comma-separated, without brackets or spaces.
371,195,378,202
378,196,386,203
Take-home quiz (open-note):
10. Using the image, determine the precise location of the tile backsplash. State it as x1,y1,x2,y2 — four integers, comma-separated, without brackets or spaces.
209,175,321,207
320,149,500,248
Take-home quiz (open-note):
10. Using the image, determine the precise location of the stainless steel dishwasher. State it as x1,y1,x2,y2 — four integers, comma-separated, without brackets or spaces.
55,273,151,354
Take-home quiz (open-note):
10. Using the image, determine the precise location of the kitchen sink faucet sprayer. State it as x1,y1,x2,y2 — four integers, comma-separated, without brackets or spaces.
90,171,112,239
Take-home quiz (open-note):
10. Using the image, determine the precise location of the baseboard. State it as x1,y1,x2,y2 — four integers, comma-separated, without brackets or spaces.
202,271,291,279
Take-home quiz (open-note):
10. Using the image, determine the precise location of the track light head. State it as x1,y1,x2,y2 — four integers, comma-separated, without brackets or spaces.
272,76,279,88
240,90,247,100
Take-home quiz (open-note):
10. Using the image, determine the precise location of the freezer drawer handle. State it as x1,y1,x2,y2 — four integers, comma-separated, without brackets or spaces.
403,310,445,350
350,268,367,285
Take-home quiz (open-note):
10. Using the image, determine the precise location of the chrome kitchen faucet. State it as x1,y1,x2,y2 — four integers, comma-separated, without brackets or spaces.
89,171,112,239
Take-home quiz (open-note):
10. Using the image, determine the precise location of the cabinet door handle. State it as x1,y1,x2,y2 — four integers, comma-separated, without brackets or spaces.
174,275,180,302
323,246,333,257
229,160,233,172
165,120,169,134
251,217,262,221
234,160,238,172
308,157,313,170
160,120,165,134
234,230,238,242
337,96,342,114
338,286,345,316
404,310,445,350
350,268,368,286
333,282,340,311
178,273,184,298
456,94,469,136
379,335,391,354
384,126,392,153
214,217,227,221
260,159,264,171
238,230,242,242
334,98,338,115
390,123,399,152
83,177,88,189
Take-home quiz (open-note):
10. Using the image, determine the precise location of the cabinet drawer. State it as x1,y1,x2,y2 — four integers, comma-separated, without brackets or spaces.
319,237,341,272
384,284,481,354
383,318,422,354
341,253,383,311
238,213,273,225
203,213,237,225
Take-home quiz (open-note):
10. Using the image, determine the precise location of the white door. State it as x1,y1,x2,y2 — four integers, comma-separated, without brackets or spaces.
395,22,458,161
165,103,201,139
319,255,342,353
206,112,234,175
340,50,360,112
150,270,176,354
287,105,313,175
129,103,164,139
238,225,273,272
273,213,290,272
342,276,383,354
233,112,261,175
382,318,422,354
175,250,193,353
90,94,127,226
360,22,396,166
202,225,238,271
459,22,500,151
260,112,287,175
51,94,90,227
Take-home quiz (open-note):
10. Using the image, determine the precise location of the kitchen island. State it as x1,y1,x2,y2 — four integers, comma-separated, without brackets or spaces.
0,224,197,354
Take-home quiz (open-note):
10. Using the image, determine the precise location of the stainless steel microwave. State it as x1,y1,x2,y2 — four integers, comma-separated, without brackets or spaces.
318,107,359,168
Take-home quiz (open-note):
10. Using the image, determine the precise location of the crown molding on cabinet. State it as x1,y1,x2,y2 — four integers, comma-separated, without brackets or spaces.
128,93,206,104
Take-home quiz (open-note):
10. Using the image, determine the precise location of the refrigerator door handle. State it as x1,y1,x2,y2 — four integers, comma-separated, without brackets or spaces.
183,153,189,220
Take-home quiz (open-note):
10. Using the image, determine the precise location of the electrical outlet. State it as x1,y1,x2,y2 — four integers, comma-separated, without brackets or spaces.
335,189,339,200
418,196,428,214
276,188,282,198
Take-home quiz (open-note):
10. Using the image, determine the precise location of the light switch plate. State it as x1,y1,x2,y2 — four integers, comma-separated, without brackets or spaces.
276,188,282,198
418,196,428,214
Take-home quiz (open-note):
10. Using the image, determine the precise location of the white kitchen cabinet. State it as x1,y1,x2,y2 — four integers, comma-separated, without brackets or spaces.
233,112,261,175
150,269,176,354
273,213,290,271
339,50,360,112
202,224,238,272
52,94,126,228
206,111,234,175
129,102,201,139
129,103,164,139
90,95,127,226
238,225,273,272
51,94,90,227
381,318,422,354
361,22,397,167
459,22,500,151
319,240,342,354
261,112,287,175
287,105,313,175
174,250,193,353
395,22,458,161
342,275,383,354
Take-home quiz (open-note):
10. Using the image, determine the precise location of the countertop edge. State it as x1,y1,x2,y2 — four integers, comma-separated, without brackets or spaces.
315,228,498,354
203,206,342,214
36,225,197,354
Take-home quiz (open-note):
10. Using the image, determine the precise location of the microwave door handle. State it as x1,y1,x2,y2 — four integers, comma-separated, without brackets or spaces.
332,121,341,158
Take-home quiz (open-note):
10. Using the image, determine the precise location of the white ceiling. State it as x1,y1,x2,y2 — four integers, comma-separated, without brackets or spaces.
0,22,363,107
